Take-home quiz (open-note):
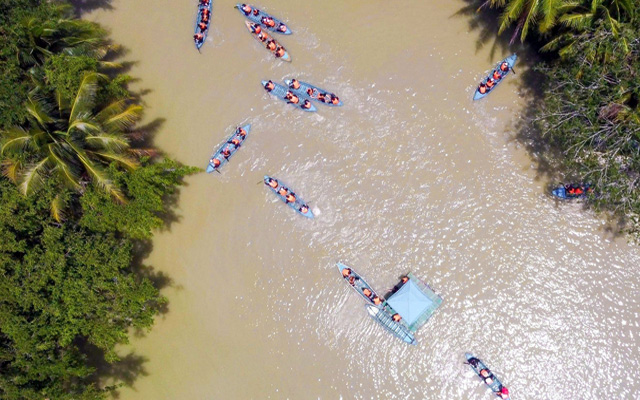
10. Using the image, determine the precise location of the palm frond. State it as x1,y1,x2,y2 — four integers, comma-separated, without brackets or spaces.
50,193,68,222
19,157,51,196
1,158,23,183
68,73,101,123
47,144,81,190
25,97,54,128
90,151,139,170
85,134,130,151
103,104,143,133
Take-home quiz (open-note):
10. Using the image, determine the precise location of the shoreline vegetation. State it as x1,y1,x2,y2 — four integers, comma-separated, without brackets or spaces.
0,0,637,398
0,1,196,398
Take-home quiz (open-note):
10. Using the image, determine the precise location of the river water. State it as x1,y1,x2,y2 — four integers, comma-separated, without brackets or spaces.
87,0,640,398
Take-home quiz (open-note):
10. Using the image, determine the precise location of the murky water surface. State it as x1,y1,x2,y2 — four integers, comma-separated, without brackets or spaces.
88,0,640,398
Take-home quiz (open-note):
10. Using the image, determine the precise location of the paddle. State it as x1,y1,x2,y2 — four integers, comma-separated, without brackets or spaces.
510,67,516,75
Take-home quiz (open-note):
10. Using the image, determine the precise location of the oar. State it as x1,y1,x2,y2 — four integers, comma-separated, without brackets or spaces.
510,67,516,75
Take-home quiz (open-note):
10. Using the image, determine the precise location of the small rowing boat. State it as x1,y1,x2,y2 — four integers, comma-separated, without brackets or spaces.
552,184,593,199
205,124,250,173
263,176,314,218
284,79,343,106
235,3,292,35
465,353,510,399
261,80,317,112
194,0,213,50
473,54,517,100
244,21,290,62
336,262,383,306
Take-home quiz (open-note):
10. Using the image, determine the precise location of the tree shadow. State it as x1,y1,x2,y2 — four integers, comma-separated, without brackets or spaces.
69,0,114,16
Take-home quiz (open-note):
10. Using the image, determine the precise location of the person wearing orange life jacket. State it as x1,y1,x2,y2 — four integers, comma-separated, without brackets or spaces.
348,275,356,285
401,276,409,284
201,13,209,23
373,296,382,305
486,78,495,89
478,82,487,94
362,288,372,298
202,8,210,18
392,313,401,322
278,24,288,33
250,23,262,35
342,268,351,277
228,137,241,147
301,100,312,109
330,95,340,105
264,80,275,92
252,8,260,16
306,88,315,97
498,387,509,399
299,204,309,214
286,92,300,105
210,158,221,168
198,22,207,32
262,16,276,27
492,70,502,81
278,187,288,196
240,3,252,15
237,128,247,138
266,39,277,51
257,32,267,42
267,178,278,188
285,193,296,203
275,46,286,58
289,79,301,90
479,369,494,385
500,61,509,72
194,33,204,43
200,0,209,6
221,148,231,159
574,186,584,195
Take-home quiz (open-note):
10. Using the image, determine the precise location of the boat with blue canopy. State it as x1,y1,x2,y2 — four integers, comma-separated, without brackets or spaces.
367,272,443,345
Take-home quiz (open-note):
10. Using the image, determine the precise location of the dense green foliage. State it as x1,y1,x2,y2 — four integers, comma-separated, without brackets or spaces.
0,1,197,398
477,0,640,238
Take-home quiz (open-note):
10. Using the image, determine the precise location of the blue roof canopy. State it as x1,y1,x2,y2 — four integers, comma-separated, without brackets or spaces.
386,280,435,327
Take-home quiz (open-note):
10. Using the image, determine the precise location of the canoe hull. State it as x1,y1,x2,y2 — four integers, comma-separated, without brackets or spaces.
206,124,251,173
473,54,517,100
194,1,213,50
284,79,343,106
465,353,509,398
261,80,317,112
263,175,314,218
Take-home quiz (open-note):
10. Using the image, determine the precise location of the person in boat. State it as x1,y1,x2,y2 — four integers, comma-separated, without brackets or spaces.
486,78,495,89
492,70,502,81
266,39,277,51
341,268,351,277
479,369,494,385
498,386,509,399
373,296,382,305
330,95,340,105
274,46,286,58
301,99,312,110
348,275,356,285
267,178,279,188
478,82,487,94
261,16,276,28
250,23,262,35
317,92,326,103
401,276,409,284
210,158,221,168
392,313,402,322
228,137,241,148
240,3,252,15
200,0,209,5
289,79,301,90
202,8,210,18
574,186,584,195
264,80,275,92
306,88,315,97
194,33,204,43
252,8,260,16
201,13,209,24
278,187,288,196
221,148,231,159
278,23,288,33
285,193,296,203
285,92,300,105
257,32,267,42
299,204,309,214
198,22,207,32
362,288,372,298
500,61,509,72
237,127,247,137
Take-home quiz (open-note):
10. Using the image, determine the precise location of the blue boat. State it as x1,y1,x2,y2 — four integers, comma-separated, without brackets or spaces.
263,176,314,218
205,124,250,173
473,54,517,100
244,22,291,62
336,262,383,307
261,80,317,112
366,305,416,345
465,353,510,399
235,3,292,35
284,79,343,106
194,0,213,50
552,184,593,200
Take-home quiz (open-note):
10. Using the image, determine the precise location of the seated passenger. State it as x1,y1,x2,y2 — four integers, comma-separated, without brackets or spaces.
221,148,231,159
278,24,288,32
392,313,402,322
286,193,296,203
278,187,288,196
194,33,204,43
275,46,285,58
373,296,382,305
500,61,509,72
301,99,312,109
299,204,309,214
266,39,277,51
210,158,221,168
362,288,372,298
264,80,275,92
330,95,340,105
486,78,495,88
250,23,262,35
479,83,487,94
289,79,301,90
240,4,251,15
499,387,509,399
342,268,351,277
479,369,493,385
267,178,278,188
492,70,501,80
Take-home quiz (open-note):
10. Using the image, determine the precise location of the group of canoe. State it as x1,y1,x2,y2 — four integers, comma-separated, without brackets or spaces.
338,262,510,399
262,79,342,112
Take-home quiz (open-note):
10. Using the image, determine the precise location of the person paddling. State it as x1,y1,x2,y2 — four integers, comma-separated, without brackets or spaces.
486,78,495,89
240,3,252,15
498,387,509,399
198,22,207,32
330,95,340,105
228,137,241,148
237,127,247,138
492,70,501,81
250,23,262,35
267,178,278,188
342,268,351,277
500,61,509,72
289,79,301,90
210,158,221,168
221,148,231,160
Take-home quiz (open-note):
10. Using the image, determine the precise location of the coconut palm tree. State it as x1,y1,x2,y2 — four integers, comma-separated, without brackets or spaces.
1,73,142,219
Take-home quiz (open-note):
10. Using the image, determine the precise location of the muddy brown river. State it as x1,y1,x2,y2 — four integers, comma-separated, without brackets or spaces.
86,0,640,398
